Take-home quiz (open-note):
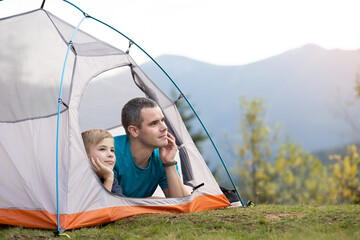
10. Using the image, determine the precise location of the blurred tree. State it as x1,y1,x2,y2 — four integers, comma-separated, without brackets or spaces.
235,95,330,204
332,73,360,139
355,73,360,98
328,145,360,203
326,72,360,202
271,141,329,204
235,95,279,202
171,90,207,152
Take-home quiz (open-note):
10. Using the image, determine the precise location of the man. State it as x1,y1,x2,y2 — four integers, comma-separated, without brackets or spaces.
113,97,189,198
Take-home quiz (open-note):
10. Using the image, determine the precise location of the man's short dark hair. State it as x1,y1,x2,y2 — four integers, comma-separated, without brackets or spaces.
122,97,158,136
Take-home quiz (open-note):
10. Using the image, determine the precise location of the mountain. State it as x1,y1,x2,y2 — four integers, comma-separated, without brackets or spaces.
140,44,360,166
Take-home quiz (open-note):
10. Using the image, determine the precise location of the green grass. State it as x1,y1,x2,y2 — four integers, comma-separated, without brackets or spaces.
1,204,359,239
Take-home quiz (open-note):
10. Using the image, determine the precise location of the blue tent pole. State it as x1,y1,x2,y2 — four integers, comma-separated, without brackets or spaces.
61,0,245,207
55,13,87,233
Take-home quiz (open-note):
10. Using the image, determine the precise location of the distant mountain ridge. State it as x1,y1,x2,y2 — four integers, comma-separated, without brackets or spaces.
140,44,360,163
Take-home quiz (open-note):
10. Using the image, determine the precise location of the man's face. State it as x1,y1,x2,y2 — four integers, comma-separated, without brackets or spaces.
87,138,116,170
136,106,168,149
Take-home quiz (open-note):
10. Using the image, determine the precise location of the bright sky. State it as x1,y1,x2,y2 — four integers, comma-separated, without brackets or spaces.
1,0,360,65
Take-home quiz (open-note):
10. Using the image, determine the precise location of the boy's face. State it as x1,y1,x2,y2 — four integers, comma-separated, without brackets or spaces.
87,138,116,170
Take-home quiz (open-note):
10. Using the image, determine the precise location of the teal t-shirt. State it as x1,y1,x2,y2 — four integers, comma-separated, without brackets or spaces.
113,135,168,198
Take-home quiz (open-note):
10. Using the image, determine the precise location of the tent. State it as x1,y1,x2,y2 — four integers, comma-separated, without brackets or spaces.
0,4,242,231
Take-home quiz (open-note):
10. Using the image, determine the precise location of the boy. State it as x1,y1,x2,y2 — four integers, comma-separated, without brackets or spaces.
81,129,124,197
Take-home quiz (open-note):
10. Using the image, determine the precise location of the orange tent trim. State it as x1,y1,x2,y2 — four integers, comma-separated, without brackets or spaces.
0,194,230,229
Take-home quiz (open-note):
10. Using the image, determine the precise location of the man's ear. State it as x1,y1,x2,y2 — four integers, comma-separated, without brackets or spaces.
128,125,138,138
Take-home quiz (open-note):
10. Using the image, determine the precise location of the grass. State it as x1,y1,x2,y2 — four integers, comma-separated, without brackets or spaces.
1,204,359,239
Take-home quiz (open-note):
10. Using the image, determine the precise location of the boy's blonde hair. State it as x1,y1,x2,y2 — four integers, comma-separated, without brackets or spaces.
81,129,113,154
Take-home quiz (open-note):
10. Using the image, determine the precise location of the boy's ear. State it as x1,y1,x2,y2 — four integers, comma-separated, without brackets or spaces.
128,125,138,138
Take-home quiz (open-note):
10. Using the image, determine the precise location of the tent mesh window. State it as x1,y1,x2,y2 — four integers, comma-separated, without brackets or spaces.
79,66,146,131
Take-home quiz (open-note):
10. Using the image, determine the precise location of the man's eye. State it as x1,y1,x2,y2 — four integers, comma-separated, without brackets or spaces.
99,148,105,151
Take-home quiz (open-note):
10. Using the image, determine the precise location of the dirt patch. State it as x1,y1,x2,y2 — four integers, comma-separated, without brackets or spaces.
264,212,307,222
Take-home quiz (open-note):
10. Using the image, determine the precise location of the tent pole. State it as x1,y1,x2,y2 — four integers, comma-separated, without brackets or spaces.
55,13,87,234
40,0,46,9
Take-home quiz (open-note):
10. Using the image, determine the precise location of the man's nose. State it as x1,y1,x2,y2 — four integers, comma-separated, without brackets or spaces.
160,121,168,131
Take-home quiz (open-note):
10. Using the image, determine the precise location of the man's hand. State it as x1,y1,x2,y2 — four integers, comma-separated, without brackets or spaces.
159,132,177,164
159,133,190,198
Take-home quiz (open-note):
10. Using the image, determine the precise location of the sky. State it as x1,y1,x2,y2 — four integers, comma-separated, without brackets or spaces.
1,0,360,65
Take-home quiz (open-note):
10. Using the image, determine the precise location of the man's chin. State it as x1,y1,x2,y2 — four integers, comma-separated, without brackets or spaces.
158,139,168,148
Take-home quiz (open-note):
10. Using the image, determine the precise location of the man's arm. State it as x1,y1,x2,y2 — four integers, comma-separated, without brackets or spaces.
159,133,189,198
162,166,189,198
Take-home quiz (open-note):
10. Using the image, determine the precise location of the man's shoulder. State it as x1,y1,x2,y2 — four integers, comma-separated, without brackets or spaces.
114,134,128,146
114,134,130,158
114,134,127,141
